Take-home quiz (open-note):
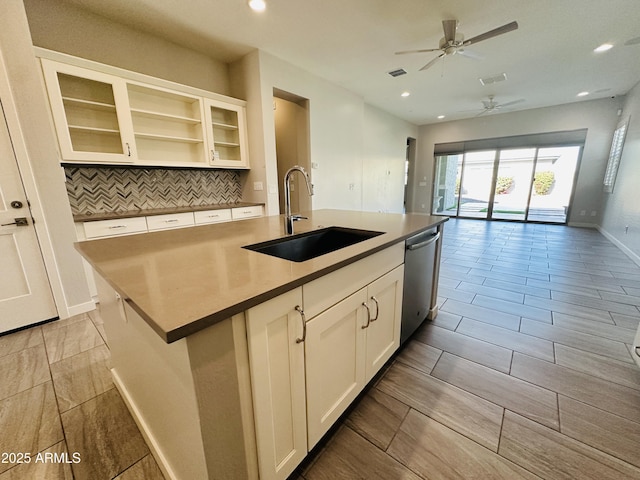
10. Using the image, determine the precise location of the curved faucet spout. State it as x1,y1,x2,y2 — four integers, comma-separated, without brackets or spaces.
284,165,314,234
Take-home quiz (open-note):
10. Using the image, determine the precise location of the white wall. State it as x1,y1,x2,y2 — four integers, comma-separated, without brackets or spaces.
600,81,640,263
23,0,230,95
363,104,417,213
0,0,91,315
413,97,623,225
232,50,417,216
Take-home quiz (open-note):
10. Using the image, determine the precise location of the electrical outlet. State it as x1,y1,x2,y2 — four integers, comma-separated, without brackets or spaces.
590,211,597,217
580,210,586,216
253,181,263,191
348,183,355,191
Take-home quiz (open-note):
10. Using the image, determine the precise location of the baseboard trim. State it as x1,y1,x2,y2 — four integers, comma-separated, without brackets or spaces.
596,226,640,267
111,368,178,480
66,300,96,318
567,221,597,228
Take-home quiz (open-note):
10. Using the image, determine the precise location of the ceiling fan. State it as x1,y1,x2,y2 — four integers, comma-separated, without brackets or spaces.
396,19,518,71
476,95,525,115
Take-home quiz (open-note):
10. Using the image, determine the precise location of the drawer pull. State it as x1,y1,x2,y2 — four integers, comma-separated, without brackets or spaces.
295,305,306,344
362,302,372,329
108,225,127,229
208,214,220,218
165,219,179,223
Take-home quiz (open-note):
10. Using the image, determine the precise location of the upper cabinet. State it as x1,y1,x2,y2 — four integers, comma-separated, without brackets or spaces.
204,99,249,169
41,60,134,163
40,57,249,169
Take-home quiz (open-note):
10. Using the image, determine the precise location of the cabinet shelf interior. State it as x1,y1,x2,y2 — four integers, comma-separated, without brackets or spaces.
134,131,204,144
62,96,116,111
68,124,121,135
131,108,201,125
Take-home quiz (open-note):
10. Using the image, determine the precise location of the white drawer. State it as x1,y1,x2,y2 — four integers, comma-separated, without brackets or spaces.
146,212,195,231
194,208,232,225
83,217,148,239
232,205,263,220
303,243,404,319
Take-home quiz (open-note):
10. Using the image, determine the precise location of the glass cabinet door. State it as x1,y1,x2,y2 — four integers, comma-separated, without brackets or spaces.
40,59,134,163
203,98,249,168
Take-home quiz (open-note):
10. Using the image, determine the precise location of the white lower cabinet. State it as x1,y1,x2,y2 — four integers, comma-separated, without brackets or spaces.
245,256,404,480
245,288,307,480
305,265,404,448
305,287,367,448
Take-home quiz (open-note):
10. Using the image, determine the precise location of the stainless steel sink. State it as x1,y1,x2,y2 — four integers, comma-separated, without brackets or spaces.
243,226,384,262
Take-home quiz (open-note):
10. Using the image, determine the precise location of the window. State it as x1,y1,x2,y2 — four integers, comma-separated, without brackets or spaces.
603,116,630,193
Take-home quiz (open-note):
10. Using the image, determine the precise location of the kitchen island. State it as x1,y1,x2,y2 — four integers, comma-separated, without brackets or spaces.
76,209,447,480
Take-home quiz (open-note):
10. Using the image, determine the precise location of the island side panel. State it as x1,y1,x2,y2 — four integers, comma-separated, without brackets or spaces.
95,273,208,480
186,314,259,479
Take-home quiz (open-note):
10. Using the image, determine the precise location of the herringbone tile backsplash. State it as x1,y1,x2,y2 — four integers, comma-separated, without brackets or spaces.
65,166,243,214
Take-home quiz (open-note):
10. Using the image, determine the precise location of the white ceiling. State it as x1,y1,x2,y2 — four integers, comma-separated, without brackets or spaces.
63,0,640,125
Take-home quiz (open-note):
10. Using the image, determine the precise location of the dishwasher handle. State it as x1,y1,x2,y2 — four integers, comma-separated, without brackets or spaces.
406,232,440,251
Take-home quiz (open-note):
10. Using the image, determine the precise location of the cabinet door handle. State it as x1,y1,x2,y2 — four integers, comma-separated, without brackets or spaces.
635,346,640,357
295,305,306,343
370,296,379,322
362,302,372,329
126,142,132,157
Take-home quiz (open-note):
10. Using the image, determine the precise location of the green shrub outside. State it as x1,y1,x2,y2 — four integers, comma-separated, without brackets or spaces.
495,176,514,194
534,171,555,195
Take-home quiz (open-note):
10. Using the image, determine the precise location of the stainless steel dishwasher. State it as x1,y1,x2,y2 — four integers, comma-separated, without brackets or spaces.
401,225,443,344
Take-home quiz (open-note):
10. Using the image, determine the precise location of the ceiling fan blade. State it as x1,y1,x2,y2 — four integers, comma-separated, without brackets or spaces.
419,53,445,71
442,19,458,42
463,21,518,46
395,47,441,55
499,99,525,108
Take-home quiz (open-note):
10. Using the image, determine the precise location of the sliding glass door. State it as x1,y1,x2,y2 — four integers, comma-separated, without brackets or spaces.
492,148,536,221
433,145,581,224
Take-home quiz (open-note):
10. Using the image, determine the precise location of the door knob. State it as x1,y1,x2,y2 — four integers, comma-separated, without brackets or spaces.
1,217,28,227
10,201,23,209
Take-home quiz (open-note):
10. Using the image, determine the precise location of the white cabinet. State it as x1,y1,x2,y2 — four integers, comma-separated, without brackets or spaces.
245,288,307,480
364,266,404,382
146,212,195,231
40,58,248,169
126,83,207,167
204,98,249,168
245,246,404,478
194,208,232,225
305,266,403,448
82,216,148,239
232,205,263,220
41,59,135,163
305,287,367,448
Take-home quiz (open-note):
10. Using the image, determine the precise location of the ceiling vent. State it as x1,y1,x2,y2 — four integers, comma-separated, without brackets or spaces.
479,73,507,86
388,68,407,77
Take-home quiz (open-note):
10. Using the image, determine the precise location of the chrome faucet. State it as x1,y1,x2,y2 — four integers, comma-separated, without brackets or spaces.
284,165,314,234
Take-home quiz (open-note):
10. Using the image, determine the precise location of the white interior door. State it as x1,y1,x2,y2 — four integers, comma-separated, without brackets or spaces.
0,100,57,333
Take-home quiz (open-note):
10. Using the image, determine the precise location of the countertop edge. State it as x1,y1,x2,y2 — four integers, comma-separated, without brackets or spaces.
77,213,448,344
162,219,447,343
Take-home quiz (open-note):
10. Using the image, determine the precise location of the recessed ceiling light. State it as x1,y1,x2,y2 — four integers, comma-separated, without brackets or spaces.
248,0,266,12
577,91,590,97
437,115,445,119
401,91,410,97
594,43,613,52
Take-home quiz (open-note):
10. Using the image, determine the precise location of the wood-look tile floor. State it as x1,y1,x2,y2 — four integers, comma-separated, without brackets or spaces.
2,218,640,479
301,219,640,480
